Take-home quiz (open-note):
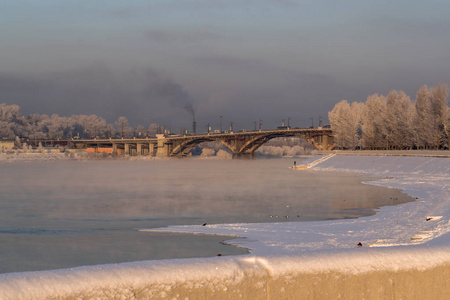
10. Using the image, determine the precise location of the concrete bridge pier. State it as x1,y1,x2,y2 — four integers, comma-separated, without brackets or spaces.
136,143,142,156
149,143,156,157
156,134,172,157
124,143,130,156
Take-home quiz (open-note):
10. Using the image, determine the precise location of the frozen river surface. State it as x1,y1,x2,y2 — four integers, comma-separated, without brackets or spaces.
0,157,412,273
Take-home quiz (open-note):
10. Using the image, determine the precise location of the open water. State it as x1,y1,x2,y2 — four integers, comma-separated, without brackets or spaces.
0,157,413,274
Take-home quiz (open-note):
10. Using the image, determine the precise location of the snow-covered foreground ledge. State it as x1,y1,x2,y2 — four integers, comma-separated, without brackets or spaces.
1,247,450,299
1,155,450,299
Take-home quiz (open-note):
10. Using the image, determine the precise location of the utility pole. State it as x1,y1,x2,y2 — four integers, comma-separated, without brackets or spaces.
259,119,263,131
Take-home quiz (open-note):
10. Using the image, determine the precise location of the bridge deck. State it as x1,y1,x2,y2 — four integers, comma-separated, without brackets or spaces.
25,128,334,158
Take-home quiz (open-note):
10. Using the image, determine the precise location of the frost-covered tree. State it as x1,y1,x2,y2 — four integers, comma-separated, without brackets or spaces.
216,149,232,159
383,90,413,149
148,123,164,137
200,148,216,157
115,116,130,138
0,104,21,123
429,83,449,149
0,120,15,139
45,114,66,139
0,103,166,142
414,85,435,149
0,104,23,138
329,100,363,149
329,83,449,150
328,100,351,149
405,104,416,149
135,125,145,138
360,94,387,149
349,102,364,150
84,115,108,139
104,123,116,138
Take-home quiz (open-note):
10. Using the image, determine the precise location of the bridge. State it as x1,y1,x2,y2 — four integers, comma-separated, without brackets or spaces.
34,128,334,159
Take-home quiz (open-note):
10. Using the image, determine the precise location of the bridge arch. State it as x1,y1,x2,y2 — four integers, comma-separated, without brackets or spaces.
170,137,235,157
232,132,317,158
169,129,334,158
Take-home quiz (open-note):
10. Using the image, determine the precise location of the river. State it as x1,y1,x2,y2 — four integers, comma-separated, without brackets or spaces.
0,157,413,273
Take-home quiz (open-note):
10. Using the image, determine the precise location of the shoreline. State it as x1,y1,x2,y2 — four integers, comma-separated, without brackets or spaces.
322,149,450,157
147,154,450,252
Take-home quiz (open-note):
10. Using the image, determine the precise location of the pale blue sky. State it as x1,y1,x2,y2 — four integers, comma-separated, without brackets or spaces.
1,0,449,129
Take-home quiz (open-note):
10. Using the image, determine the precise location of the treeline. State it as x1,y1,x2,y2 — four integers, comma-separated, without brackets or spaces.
329,83,450,150
0,104,166,140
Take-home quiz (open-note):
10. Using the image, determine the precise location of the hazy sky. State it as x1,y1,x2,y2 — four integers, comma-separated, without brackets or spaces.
1,0,449,131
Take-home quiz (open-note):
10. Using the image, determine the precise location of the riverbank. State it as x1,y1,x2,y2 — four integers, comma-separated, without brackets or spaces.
1,154,449,299
322,149,450,157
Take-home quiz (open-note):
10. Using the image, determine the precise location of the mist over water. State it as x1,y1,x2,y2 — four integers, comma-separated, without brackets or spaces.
0,158,413,273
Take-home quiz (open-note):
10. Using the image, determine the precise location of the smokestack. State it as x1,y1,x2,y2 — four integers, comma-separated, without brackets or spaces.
192,112,197,134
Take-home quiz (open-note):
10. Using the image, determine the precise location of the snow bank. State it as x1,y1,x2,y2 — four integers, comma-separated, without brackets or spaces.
2,247,450,299
2,154,450,299
0,153,70,162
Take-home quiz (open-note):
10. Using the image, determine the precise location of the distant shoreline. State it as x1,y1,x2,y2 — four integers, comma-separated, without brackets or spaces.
1,149,450,163
321,149,450,157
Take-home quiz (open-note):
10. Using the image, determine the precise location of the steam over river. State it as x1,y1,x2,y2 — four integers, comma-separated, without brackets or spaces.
0,158,413,274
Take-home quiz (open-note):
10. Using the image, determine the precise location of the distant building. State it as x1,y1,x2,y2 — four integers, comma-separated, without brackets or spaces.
0,141,15,152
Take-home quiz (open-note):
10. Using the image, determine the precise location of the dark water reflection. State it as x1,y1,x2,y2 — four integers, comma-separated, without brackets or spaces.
0,158,413,273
